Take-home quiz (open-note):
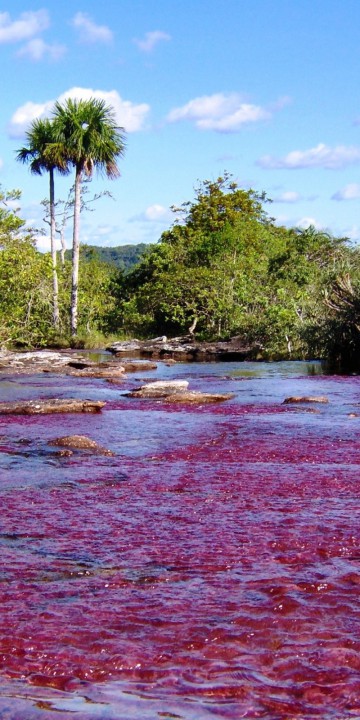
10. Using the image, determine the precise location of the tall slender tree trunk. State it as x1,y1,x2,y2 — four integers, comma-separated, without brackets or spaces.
49,169,60,329
70,164,82,336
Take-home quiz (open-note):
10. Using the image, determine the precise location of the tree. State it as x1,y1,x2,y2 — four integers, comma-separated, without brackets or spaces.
52,98,126,336
42,183,114,268
16,118,69,329
0,186,54,346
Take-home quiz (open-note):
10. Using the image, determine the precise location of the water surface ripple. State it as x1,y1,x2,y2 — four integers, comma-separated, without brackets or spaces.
0,361,359,718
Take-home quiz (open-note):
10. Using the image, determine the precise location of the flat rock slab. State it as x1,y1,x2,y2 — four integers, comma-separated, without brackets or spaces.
127,380,189,398
121,362,157,373
0,399,106,415
68,367,126,379
283,396,329,404
164,391,235,404
50,435,114,456
108,335,256,361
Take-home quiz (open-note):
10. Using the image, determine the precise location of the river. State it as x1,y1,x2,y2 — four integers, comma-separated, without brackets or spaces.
0,358,359,719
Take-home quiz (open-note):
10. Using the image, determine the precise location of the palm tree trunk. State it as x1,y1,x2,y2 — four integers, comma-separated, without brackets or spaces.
49,169,60,329
70,164,82,336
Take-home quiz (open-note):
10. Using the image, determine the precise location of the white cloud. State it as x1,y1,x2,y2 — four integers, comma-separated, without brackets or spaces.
134,30,171,52
0,157,3,170
0,10,49,44
296,216,323,230
167,93,271,132
17,38,66,62
343,225,360,241
9,87,150,138
272,191,302,203
71,12,113,43
332,183,360,201
258,143,360,170
131,204,171,222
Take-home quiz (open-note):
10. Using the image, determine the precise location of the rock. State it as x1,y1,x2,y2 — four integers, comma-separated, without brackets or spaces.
127,380,189,398
0,399,106,415
68,366,126,379
50,435,114,456
67,360,95,369
107,335,257,361
0,351,88,374
164,391,235,404
283,396,329,404
121,362,157,373
111,340,143,354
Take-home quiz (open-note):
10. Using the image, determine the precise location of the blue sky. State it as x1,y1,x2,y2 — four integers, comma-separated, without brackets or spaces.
1,0,360,250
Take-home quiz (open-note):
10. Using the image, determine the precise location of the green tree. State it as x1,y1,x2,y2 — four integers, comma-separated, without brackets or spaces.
52,98,126,336
0,186,54,346
16,118,69,329
117,176,277,338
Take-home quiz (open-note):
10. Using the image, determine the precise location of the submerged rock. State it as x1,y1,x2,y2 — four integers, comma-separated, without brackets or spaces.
127,380,189,398
283,396,329,404
0,399,106,415
50,435,114,456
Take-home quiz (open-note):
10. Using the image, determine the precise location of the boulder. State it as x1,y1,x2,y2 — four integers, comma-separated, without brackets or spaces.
121,362,157,373
50,435,114,456
283,396,329,404
127,380,189,398
0,399,106,415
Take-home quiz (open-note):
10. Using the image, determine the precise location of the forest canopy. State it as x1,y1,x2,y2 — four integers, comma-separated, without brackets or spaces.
1,174,360,371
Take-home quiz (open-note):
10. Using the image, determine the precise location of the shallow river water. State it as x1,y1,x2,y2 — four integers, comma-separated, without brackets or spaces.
0,358,360,719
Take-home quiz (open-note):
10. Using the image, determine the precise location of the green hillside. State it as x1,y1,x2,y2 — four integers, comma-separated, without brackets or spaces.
66,243,152,272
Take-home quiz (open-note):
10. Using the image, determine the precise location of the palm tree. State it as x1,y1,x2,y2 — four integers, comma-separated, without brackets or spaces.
52,98,126,336
16,118,69,330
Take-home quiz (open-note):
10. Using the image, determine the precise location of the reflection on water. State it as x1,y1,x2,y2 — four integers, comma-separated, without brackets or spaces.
0,360,359,719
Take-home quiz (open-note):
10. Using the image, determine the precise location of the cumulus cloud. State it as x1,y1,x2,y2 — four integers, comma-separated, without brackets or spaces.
167,92,272,132
272,191,302,203
134,30,171,52
0,9,49,43
258,143,360,170
332,183,360,201
296,216,323,230
71,12,113,43
131,204,171,222
8,87,150,138
17,38,66,61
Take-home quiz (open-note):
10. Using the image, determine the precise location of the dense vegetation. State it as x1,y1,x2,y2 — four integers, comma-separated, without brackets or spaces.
1,173,360,371
65,243,149,272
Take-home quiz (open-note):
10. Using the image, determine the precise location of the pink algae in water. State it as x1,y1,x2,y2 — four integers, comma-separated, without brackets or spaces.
0,363,359,718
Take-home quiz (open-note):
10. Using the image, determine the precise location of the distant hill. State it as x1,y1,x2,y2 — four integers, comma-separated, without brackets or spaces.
65,243,152,272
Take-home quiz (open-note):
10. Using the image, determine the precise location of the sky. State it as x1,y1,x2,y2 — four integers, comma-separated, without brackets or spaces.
1,0,360,251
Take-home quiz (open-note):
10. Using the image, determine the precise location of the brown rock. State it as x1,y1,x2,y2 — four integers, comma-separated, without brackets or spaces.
121,362,157,373
164,391,235,404
69,366,125,378
50,435,114,456
0,399,106,415
283,396,329,404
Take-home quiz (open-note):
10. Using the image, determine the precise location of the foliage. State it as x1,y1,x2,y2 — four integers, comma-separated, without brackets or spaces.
71,242,150,272
113,175,357,365
0,187,54,346
51,97,126,335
